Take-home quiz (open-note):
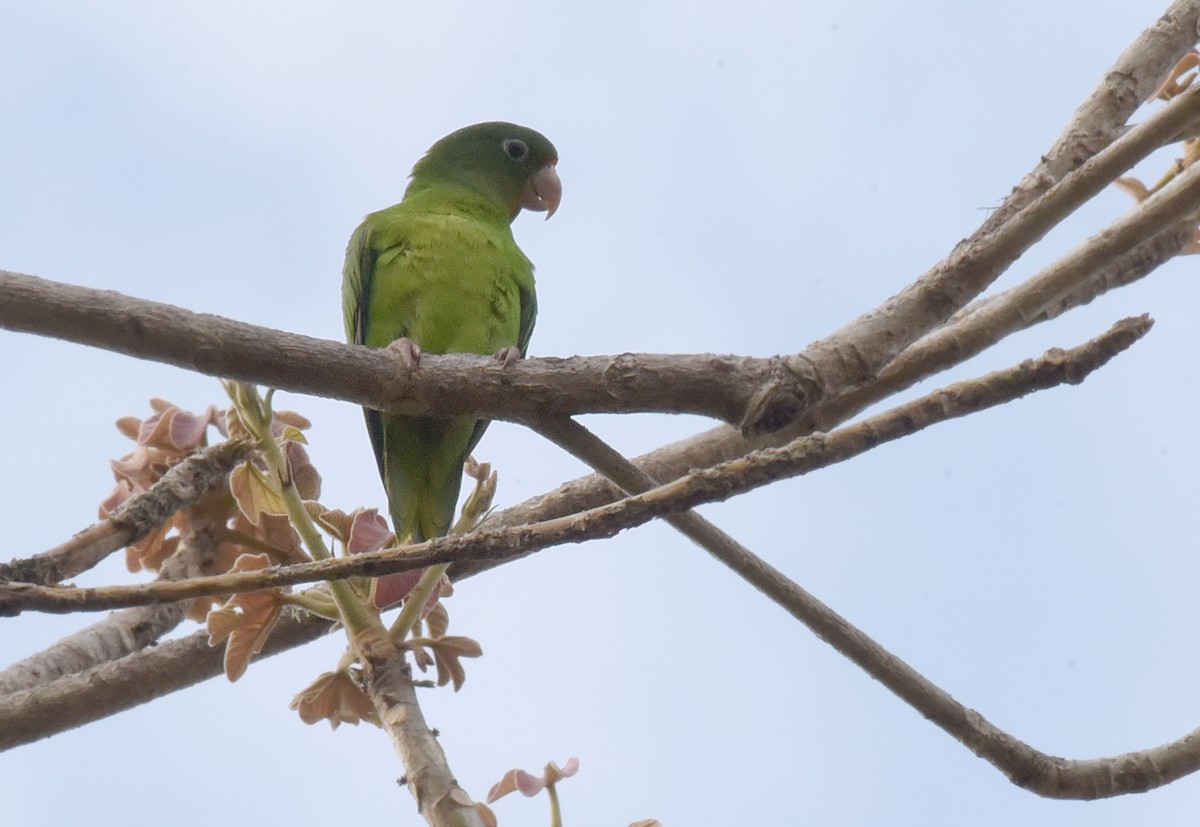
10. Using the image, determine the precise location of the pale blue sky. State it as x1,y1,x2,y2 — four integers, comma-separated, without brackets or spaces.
3,2,1199,825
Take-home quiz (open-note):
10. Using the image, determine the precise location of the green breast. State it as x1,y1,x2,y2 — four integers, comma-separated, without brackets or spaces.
366,208,532,356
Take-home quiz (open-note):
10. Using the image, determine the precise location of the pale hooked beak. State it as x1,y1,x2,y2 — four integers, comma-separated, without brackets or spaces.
519,162,562,219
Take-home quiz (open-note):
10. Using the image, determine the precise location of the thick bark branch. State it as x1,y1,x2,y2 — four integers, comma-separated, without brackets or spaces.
796,215,1198,434
0,269,785,429
792,67,1200,416
1,78,1196,440
0,317,1148,616
357,631,487,827
980,0,1200,233
1,522,230,694
0,610,333,750
0,604,188,697
467,7,1200,545
10,320,1198,801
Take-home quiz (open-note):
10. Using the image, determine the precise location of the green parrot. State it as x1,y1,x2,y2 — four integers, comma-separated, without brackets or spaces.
342,121,560,548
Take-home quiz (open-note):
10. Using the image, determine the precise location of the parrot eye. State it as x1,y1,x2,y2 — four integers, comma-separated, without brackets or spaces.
502,138,529,161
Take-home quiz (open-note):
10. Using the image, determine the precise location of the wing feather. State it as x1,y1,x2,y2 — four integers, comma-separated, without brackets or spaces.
342,218,400,484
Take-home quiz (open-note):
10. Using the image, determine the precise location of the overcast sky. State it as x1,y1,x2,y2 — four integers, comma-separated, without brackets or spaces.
3,2,1200,825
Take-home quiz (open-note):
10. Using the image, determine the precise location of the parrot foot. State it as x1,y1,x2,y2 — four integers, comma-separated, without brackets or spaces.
494,346,522,368
387,337,422,374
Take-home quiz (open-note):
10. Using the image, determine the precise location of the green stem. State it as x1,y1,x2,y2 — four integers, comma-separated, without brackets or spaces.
547,783,563,827
388,563,450,640
228,382,382,639
282,589,342,622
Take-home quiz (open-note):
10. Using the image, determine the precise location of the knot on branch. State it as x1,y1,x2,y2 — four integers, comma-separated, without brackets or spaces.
600,353,641,400
738,354,820,437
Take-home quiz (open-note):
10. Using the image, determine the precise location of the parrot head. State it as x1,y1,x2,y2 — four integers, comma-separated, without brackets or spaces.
408,121,561,221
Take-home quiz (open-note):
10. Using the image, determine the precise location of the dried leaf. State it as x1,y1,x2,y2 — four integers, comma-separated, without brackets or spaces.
137,409,175,451
544,757,579,784
305,500,333,525
125,521,177,572
253,513,307,565
425,602,450,639
487,769,545,802
99,478,135,519
347,508,394,555
115,416,141,440
166,407,215,451
133,531,180,573
186,484,238,528
109,445,159,491
373,569,424,611
409,639,435,672
487,757,579,803
229,462,288,525
419,635,483,691
473,802,498,827
274,409,312,430
185,592,222,624
285,442,321,500
316,506,369,544
289,670,379,729
205,553,282,681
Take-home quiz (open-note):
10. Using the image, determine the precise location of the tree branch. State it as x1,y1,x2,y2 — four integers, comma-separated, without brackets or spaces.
0,525,232,694
357,631,488,827
0,603,188,697
1,76,1196,441
796,213,1198,435
453,10,1200,548
0,269,789,429
979,0,1200,234
0,317,1148,616
0,610,333,750
9,317,1193,801
0,439,249,586
2,6,1198,806
789,67,1200,422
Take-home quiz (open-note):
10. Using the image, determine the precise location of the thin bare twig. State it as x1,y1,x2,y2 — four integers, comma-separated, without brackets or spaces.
0,439,250,586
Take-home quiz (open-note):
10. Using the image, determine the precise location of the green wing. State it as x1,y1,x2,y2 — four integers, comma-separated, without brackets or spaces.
456,281,536,474
343,205,535,543
342,219,391,484
517,282,537,358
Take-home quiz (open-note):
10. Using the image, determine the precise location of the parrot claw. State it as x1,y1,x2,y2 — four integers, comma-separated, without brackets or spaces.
494,346,522,368
387,337,422,374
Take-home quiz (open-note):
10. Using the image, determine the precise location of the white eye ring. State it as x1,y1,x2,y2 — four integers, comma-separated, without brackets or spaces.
502,138,529,161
